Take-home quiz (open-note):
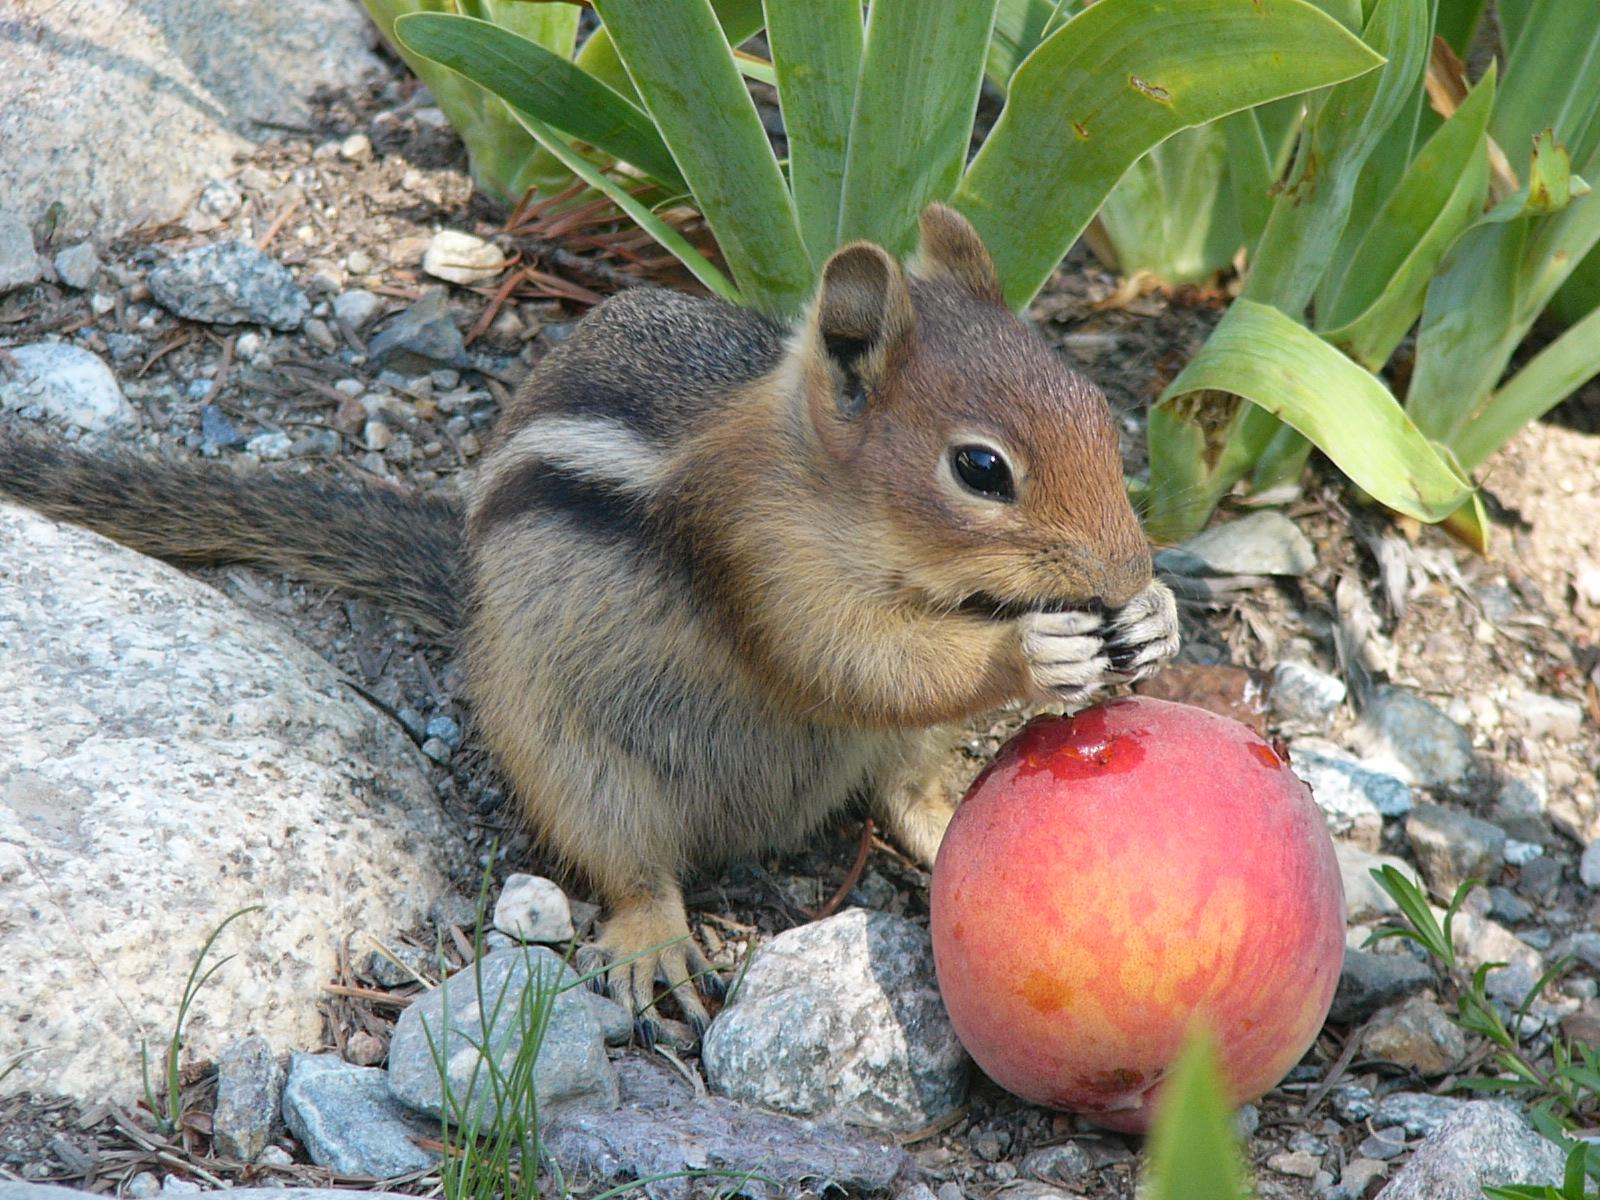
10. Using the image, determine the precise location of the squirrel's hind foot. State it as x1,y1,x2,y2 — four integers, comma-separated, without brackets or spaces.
596,890,722,1044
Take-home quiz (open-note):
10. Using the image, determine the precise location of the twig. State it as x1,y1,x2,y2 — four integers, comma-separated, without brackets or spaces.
255,195,304,253
323,983,416,1008
804,818,876,920
203,335,235,405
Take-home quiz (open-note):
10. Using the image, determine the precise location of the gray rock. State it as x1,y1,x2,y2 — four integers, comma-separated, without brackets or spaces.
0,213,43,292
581,991,635,1046
424,714,462,749
1328,948,1434,1023
422,231,507,286
1372,1091,1467,1138
1405,803,1506,898
52,243,101,290
246,430,292,460
1494,768,1550,837
1020,1143,1091,1185
1374,1102,1564,1199
1157,510,1316,577
1487,886,1535,924
1508,691,1585,741
197,180,244,220
541,1056,909,1200
1362,994,1468,1075
493,874,574,944
196,404,244,453
1355,687,1474,788
1328,1083,1375,1123
1359,1128,1409,1160
148,242,308,330
0,342,134,431
1504,838,1543,867
0,2,380,236
1291,740,1408,849
333,289,385,331
367,290,467,369
1329,1159,1390,1200
1336,843,1424,921
703,909,968,1132
0,1191,416,1200
1294,740,1413,818
1562,931,1600,972
388,946,617,1124
0,502,462,1106
359,945,435,990
281,1054,438,1179
1271,661,1347,725
1580,839,1600,889
213,1035,281,1162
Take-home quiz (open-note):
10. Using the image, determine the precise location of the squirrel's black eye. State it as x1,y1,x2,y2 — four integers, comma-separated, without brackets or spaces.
951,445,1015,502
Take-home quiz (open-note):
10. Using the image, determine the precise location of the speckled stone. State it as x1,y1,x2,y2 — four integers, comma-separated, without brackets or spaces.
0,501,465,1105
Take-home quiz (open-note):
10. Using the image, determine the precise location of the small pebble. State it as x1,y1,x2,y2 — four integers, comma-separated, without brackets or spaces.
53,242,102,290
425,714,462,749
304,316,338,353
1504,838,1544,867
1271,661,1346,725
1358,1129,1408,1160
421,736,451,763
161,1178,200,1194
1579,839,1600,889
493,873,575,944
1233,1103,1260,1138
334,288,384,330
423,230,506,285
127,1172,160,1198
257,1146,293,1168
197,180,244,219
340,133,373,161
1267,1150,1321,1178
345,1029,387,1066
346,248,378,276
246,431,292,461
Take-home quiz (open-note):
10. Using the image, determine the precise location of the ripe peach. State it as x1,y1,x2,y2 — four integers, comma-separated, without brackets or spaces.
930,697,1344,1133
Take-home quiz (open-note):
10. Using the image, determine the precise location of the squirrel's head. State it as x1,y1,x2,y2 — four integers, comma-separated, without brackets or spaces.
795,204,1152,616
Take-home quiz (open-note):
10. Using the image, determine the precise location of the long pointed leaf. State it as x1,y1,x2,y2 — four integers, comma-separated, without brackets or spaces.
835,0,1000,256
594,0,813,313
764,0,863,265
508,108,741,304
1152,301,1472,533
1143,1032,1250,1200
1316,65,1496,369
394,14,688,194
954,0,1383,310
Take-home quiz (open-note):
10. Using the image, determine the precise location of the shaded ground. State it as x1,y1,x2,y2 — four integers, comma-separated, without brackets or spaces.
2,55,1598,1200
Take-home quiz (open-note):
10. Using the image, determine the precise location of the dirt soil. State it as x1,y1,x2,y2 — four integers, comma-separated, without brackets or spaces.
2,52,1598,1200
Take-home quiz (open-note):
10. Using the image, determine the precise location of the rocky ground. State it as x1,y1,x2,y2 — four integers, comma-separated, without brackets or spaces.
2,37,1599,1200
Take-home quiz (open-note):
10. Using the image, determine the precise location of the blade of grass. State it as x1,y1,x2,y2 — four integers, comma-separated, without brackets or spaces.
835,0,1000,256
953,0,1384,309
394,13,689,193
764,0,863,265
594,0,813,312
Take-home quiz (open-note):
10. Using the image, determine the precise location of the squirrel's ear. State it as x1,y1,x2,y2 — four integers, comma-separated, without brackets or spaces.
914,204,1004,305
812,242,915,415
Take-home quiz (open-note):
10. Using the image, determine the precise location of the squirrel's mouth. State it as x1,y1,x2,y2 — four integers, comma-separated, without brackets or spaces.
954,591,1105,622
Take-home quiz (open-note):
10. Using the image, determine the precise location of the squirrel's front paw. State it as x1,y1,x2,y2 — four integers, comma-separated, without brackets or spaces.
1104,581,1180,682
1020,607,1113,709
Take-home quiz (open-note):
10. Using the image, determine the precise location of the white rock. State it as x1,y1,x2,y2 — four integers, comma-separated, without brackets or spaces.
0,342,135,431
0,211,44,292
1336,843,1424,922
333,288,384,331
422,231,507,285
53,243,102,290
1,2,381,236
0,501,466,1105
1271,661,1347,726
1508,691,1585,741
493,874,575,944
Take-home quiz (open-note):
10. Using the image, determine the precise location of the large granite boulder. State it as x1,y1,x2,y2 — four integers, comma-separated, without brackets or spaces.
0,499,466,1104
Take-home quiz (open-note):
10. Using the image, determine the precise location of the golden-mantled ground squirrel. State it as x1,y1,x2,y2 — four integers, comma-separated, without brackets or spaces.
0,206,1178,1038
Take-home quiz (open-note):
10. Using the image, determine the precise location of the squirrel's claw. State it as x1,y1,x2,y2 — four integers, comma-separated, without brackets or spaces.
1105,581,1180,681
596,899,721,1044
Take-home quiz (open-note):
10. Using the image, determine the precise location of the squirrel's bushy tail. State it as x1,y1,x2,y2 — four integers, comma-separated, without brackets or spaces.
0,425,466,637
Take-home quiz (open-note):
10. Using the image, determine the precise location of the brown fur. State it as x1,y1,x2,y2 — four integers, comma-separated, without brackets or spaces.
0,205,1176,1038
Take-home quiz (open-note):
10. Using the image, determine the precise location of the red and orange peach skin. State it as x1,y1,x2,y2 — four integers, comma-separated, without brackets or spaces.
930,696,1346,1133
